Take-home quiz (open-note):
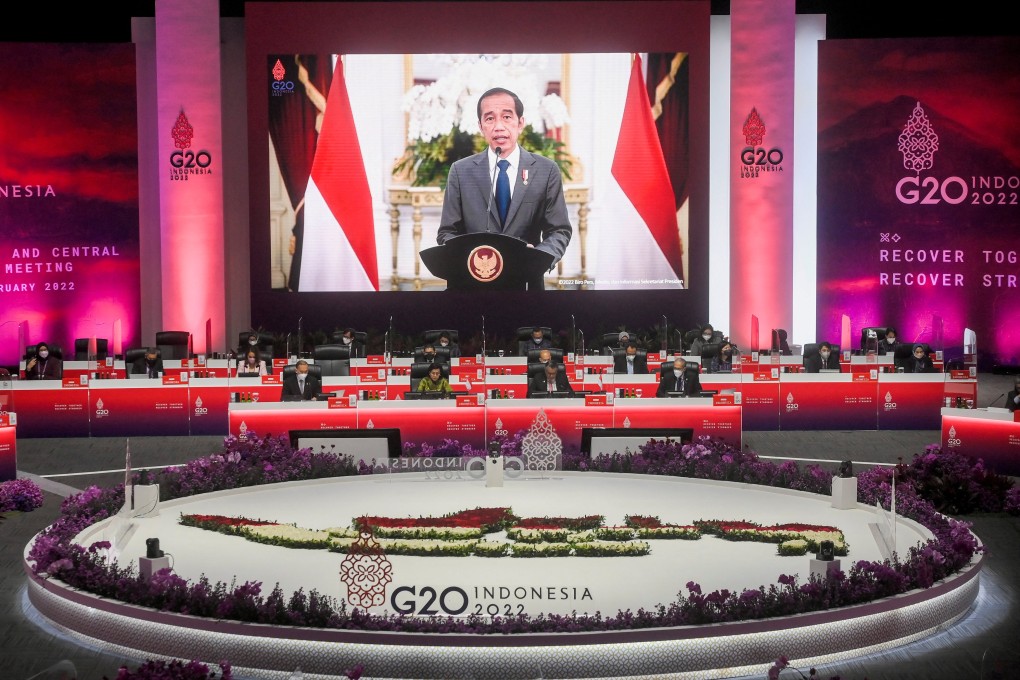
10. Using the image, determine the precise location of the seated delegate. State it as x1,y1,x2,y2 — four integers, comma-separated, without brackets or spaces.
614,342,648,374
417,363,452,395
131,348,164,378
804,342,840,373
656,358,702,397
281,360,320,401
527,362,573,397
688,324,724,357
897,344,935,374
237,349,269,377
708,342,736,373
877,327,901,356
25,342,62,380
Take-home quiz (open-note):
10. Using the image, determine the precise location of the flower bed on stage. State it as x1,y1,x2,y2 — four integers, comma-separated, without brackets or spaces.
25,433,993,634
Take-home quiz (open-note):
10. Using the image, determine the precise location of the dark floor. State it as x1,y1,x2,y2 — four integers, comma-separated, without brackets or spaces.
2,373,1019,679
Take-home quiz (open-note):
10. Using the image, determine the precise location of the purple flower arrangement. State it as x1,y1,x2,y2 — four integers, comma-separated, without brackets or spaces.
0,477,44,513
105,659,231,680
25,432,1013,636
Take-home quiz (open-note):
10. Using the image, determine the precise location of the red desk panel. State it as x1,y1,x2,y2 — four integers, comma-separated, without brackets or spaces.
778,375,878,430
941,408,1020,476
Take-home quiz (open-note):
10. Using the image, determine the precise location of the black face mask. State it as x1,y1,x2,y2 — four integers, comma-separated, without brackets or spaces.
146,358,156,365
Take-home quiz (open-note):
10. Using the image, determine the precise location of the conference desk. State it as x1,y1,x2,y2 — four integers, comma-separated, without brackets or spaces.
5,355,972,438
941,407,1020,476
228,397,742,451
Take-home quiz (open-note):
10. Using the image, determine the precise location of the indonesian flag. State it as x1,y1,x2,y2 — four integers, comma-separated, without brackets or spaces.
299,56,378,291
610,54,683,281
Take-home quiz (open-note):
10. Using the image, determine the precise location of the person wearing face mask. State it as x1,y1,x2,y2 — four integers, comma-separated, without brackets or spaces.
436,331,460,358
1006,376,1020,413
613,342,648,374
418,342,442,365
709,342,736,373
688,324,721,357
657,358,702,397
26,342,62,380
237,349,269,377
804,341,840,373
877,327,901,356
528,327,553,351
131,347,164,378
337,328,365,358
897,344,935,374
281,360,320,401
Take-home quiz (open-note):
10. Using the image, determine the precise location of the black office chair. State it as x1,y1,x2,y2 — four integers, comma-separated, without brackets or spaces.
409,362,450,390
516,326,554,356
770,329,792,356
600,332,629,356
860,327,887,353
74,338,109,361
526,348,564,363
312,344,351,376
156,331,191,359
413,346,452,364
682,328,702,353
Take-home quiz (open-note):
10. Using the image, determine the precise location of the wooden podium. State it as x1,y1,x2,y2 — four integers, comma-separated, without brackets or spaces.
420,233,555,291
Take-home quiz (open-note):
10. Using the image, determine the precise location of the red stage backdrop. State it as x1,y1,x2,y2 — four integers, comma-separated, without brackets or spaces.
0,44,140,365
817,37,1020,368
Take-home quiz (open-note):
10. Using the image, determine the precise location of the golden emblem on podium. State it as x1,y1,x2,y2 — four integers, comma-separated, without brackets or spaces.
467,245,504,282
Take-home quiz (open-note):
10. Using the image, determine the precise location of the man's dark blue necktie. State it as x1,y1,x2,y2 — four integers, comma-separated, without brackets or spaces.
495,159,510,227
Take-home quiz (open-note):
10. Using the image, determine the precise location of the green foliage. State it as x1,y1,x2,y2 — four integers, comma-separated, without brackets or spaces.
393,125,573,189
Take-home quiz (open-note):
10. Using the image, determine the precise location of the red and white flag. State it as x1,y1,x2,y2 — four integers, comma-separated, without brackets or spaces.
300,55,378,291
609,54,683,282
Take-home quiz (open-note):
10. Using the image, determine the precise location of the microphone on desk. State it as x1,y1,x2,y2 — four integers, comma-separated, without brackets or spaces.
484,147,503,233
987,393,1006,408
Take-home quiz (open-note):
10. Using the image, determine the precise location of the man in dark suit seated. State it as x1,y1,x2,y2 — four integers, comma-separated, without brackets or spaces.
527,361,573,397
1007,376,1020,412
804,342,840,373
877,327,900,356
281,360,321,401
656,358,702,397
614,342,648,374
131,348,164,378
897,344,936,374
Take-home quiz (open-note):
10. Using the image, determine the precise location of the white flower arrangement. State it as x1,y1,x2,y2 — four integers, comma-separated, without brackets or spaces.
403,54,569,143
368,525,484,540
572,540,651,557
636,526,702,540
506,527,571,543
510,542,573,558
244,524,332,544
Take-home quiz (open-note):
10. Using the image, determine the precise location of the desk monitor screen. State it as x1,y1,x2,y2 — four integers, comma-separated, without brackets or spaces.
819,368,841,373
530,391,574,399
128,372,154,380
665,391,689,398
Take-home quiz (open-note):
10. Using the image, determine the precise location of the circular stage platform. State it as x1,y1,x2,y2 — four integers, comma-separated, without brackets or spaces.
25,472,983,679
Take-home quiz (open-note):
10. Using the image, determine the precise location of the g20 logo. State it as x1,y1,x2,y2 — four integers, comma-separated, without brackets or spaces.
741,147,783,167
170,150,212,168
390,586,469,616
272,80,295,92
895,176,967,205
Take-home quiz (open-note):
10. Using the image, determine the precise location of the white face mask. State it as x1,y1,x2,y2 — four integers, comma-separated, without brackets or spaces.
249,339,258,346
440,340,449,347
627,354,635,362
38,350,49,359
673,369,682,377
820,351,831,359
702,334,712,341
886,337,896,344
914,352,924,359
342,336,352,344
533,337,542,344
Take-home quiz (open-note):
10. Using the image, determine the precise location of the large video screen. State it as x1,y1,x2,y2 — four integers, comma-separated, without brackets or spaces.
0,43,140,366
816,36,1020,365
266,52,690,293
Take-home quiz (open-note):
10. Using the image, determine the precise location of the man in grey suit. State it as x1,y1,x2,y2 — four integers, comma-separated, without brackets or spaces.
437,87,572,290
